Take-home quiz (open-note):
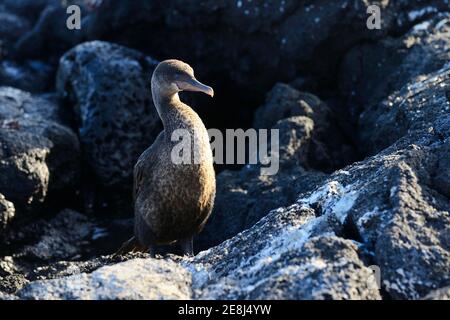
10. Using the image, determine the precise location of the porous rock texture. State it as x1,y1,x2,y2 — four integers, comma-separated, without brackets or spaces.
56,41,160,188
0,2,449,301
0,87,80,214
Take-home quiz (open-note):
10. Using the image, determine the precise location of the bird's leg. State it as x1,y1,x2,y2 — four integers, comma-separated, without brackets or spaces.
147,246,155,258
114,237,151,257
179,237,194,257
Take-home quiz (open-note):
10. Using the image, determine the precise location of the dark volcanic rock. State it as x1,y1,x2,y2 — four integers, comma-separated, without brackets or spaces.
0,193,15,231
0,87,80,212
308,126,450,299
0,209,100,294
82,1,449,104
254,83,356,171
359,62,450,155
20,209,95,261
193,205,379,299
16,204,380,300
2,1,450,302
0,10,30,56
11,110,450,298
13,1,87,60
423,286,450,300
339,13,450,125
197,115,327,251
0,60,54,93
19,256,191,300
56,41,160,188
0,125,51,210
0,87,63,122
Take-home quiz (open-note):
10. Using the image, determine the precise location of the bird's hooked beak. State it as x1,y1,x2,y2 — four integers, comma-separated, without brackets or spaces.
176,78,214,97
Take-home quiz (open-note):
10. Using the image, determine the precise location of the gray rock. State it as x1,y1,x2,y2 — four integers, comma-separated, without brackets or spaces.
192,203,380,299
19,258,192,300
0,211,141,295
81,1,448,103
197,116,327,251
0,291,18,300
0,87,62,122
297,128,450,299
0,60,54,93
16,111,450,300
359,61,450,155
56,41,161,188
13,1,86,60
20,209,95,261
0,193,15,231
254,83,356,171
339,13,450,127
196,88,450,299
423,286,450,300
17,203,379,300
0,11,30,56
0,87,80,211
0,126,50,210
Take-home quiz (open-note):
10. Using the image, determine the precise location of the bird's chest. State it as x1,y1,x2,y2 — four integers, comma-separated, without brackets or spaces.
159,131,215,205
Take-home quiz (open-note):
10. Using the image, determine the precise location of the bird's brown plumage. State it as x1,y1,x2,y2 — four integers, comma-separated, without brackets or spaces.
131,59,215,255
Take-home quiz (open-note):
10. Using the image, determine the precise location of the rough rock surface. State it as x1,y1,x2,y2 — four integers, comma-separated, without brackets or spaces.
340,13,450,108
13,1,86,60
424,286,450,300
0,193,15,231
1,2,449,301
19,258,192,300
14,59,450,299
339,13,450,137
198,115,327,251
0,10,30,55
17,204,381,300
0,60,54,93
0,87,80,212
254,83,356,171
56,41,160,188
360,61,450,156
83,1,449,97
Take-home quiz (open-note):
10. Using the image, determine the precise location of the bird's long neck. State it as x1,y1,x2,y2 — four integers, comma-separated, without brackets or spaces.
152,90,201,134
152,85,212,165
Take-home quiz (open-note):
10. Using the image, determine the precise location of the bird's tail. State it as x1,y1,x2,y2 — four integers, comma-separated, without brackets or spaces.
114,236,148,256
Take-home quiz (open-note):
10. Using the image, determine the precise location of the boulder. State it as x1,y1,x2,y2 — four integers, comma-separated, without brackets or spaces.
0,11,30,56
193,205,380,299
0,87,80,211
339,13,450,127
0,125,51,210
423,286,450,300
0,193,15,231
13,1,87,60
20,209,95,261
197,115,327,251
304,126,450,299
19,258,192,300
56,41,161,188
16,203,380,300
254,83,356,171
359,61,450,155
12,112,450,299
0,60,54,93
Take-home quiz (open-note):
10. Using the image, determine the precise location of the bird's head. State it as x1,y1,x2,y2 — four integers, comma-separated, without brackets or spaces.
151,59,214,98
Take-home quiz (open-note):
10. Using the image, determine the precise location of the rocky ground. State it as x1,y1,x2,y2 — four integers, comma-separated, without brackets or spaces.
0,1,449,300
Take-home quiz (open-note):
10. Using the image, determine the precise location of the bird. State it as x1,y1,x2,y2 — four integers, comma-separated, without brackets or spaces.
117,59,216,257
